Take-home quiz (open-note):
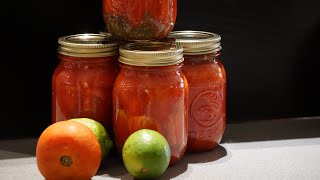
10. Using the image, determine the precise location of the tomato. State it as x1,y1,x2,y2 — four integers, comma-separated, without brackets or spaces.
36,121,101,180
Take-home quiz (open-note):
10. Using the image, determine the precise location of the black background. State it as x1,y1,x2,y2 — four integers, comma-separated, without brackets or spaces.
2,0,320,139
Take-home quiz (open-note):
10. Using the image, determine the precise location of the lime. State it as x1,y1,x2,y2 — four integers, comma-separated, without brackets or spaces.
69,118,113,160
122,129,171,179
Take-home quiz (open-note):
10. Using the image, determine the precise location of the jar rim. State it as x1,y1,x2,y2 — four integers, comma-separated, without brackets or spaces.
119,41,184,66
58,33,120,57
168,31,222,55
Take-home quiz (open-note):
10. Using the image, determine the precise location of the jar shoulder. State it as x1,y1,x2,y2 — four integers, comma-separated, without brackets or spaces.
182,60,226,83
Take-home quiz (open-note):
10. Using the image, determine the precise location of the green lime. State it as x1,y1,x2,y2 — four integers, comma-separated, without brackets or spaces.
69,118,113,160
122,129,171,179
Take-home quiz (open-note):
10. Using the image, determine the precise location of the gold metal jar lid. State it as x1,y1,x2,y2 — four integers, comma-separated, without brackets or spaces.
58,33,119,57
168,31,222,55
119,41,184,66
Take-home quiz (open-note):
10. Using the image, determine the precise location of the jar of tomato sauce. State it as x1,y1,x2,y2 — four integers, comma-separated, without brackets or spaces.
52,34,120,134
113,41,188,165
168,31,226,152
102,0,177,40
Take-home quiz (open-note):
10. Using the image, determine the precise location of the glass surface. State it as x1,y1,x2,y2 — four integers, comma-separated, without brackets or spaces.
52,54,119,134
182,52,226,152
102,0,177,40
113,63,188,165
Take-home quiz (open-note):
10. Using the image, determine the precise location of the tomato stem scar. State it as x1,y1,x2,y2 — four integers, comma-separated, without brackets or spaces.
60,155,72,167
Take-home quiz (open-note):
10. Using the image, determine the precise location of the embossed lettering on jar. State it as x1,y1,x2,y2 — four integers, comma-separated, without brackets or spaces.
102,0,177,40
52,34,119,134
169,31,226,152
113,42,188,165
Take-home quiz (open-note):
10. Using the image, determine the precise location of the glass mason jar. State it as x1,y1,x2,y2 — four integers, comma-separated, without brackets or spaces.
52,34,120,134
113,42,188,165
102,0,177,40
168,31,226,152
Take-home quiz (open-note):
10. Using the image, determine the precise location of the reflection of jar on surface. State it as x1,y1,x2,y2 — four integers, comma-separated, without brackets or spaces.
113,42,188,165
169,31,226,152
52,34,119,134
102,0,177,40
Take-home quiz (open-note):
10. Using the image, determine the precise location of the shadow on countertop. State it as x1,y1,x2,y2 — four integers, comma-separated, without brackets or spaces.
222,116,320,143
1,117,320,161
96,145,227,180
160,145,227,179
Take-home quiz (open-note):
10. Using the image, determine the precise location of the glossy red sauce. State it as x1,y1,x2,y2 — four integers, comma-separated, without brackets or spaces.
113,64,188,165
52,54,119,134
182,52,226,152
102,0,177,40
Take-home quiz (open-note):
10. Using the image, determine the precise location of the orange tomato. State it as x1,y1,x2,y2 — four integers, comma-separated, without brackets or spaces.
36,121,101,180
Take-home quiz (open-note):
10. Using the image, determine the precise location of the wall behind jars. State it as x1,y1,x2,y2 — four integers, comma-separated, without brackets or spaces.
1,0,320,138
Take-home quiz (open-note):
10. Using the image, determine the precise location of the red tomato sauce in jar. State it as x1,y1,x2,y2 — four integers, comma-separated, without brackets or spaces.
102,0,177,40
113,42,188,165
169,31,226,152
52,34,120,134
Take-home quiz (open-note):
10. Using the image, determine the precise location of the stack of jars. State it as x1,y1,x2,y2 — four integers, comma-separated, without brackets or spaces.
52,0,226,165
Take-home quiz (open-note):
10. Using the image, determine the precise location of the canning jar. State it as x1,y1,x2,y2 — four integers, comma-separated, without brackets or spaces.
102,0,177,40
168,31,226,152
52,34,119,134
113,42,188,165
